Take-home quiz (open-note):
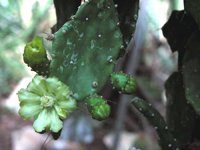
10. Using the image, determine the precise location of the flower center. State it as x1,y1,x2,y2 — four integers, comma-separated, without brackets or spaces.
41,94,56,108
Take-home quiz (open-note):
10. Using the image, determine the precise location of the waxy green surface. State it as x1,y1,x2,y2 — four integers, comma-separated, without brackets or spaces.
50,0,123,101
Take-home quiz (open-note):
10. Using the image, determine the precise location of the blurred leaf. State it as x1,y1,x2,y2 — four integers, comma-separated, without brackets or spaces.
162,10,198,53
165,71,195,146
183,30,200,113
184,0,200,30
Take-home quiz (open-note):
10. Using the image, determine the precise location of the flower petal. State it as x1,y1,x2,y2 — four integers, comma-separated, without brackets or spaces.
33,108,49,132
57,97,77,112
45,77,62,94
54,104,68,120
17,88,41,104
19,104,42,120
27,75,47,96
55,85,70,101
49,109,63,132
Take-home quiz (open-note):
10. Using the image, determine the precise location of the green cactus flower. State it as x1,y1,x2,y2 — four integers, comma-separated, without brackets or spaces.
23,36,47,67
17,75,77,133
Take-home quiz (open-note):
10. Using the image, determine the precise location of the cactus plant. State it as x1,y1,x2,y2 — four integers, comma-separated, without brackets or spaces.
18,0,139,140
17,0,200,149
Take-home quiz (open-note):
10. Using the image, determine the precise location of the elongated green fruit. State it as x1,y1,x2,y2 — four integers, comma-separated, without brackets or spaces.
85,94,110,121
110,72,137,94
17,75,77,134
132,97,179,150
23,36,50,76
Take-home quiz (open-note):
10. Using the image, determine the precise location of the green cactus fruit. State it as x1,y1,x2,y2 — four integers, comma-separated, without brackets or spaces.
132,97,179,150
49,0,123,101
23,36,50,76
110,71,137,94
17,75,77,133
85,94,110,121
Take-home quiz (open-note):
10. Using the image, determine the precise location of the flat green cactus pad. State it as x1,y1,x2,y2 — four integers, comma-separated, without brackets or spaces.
183,31,200,113
50,0,123,101
165,72,195,147
184,0,200,30
114,0,139,49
